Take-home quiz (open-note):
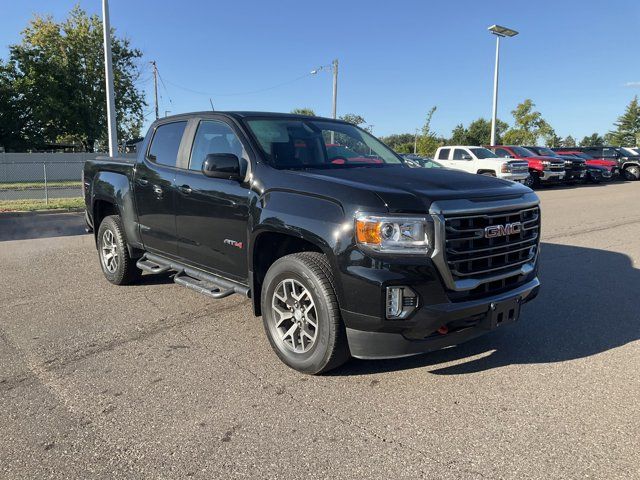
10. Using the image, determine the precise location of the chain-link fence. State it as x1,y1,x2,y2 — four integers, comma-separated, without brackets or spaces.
0,160,85,206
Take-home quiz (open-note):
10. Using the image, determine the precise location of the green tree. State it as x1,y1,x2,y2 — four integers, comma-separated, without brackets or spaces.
339,113,372,132
0,60,34,151
502,99,554,146
1,5,145,151
380,133,415,153
291,108,315,116
561,135,576,147
416,106,441,157
579,133,604,146
467,118,508,145
608,96,640,146
449,124,468,145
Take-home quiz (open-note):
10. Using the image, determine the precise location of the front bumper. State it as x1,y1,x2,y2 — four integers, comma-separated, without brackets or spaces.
539,170,565,181
345,277,540,359
499,172,529,182
564,170,586,181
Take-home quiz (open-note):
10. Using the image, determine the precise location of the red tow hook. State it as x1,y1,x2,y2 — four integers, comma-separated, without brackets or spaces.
437,325,449,335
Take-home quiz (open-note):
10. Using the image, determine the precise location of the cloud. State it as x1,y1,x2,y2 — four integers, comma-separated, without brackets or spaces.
624,82,640,87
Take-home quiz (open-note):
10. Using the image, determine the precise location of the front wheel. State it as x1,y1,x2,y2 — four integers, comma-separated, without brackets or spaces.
524,172,540,189
261,252,350,374
97,215,141,285
623,165,640,181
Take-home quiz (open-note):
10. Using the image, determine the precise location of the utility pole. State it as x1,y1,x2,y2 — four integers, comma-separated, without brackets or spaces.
101,0,118,156
151,60,159,120
331,58,338,119
414,128,419,154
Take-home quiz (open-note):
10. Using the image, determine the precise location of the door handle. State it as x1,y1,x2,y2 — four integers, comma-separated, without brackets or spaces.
179,184,192,194
136,178,149,186
153,185,163,195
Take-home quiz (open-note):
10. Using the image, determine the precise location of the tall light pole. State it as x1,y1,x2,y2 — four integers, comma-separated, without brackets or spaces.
102,0,118,156
488,24,518,146
414,128,419,154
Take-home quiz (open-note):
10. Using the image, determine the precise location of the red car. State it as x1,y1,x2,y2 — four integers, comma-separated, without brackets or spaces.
486,145,565,188
325,144,383,164
553,149,619,177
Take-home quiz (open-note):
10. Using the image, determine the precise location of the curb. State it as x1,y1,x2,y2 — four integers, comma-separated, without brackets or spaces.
0,208,85,218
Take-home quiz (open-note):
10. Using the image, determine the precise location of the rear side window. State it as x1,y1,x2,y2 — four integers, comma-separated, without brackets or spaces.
494,148,511,158
452,148,467,160
147,121,187,167
437,148,450,160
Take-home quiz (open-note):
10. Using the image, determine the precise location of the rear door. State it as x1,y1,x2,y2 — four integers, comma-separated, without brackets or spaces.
174,118,251,282
446,148,472,172
134,120,187,256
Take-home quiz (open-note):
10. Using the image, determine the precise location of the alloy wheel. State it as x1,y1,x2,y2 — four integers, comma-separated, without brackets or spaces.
271,278,318,353
101,229,119,273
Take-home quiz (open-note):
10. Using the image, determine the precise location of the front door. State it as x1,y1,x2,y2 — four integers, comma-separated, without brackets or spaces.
134,120,187,256
174,119,250,282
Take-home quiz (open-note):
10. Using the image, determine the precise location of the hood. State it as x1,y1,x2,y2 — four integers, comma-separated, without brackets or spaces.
291,165,532,213
527,155,565,164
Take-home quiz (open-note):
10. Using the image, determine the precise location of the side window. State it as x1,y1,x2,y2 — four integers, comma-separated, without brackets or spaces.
189,120,247,171
147,121,187,167
602,148,616,158
495,148,510,158
437,148,450,160
452,148,467,160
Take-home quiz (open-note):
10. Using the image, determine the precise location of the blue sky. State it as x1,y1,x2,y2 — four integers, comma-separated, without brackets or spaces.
2,0,639,140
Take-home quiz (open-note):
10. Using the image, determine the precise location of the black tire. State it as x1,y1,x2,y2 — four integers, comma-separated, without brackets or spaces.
524,172,540,189
97,215,142,285
479,171,496,177
623,165,640,181
261,252,350,374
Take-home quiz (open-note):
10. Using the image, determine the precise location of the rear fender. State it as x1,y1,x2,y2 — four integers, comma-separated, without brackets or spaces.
91,171,142,250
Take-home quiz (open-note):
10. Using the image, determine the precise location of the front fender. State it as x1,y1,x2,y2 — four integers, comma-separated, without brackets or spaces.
250,190,350,305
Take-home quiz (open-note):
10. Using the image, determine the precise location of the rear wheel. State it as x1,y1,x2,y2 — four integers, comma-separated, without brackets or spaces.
97,215,141,285
261,252,350,374
623,165,640,181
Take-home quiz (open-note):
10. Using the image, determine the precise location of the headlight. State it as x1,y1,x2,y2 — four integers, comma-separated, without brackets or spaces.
542,161,551,168
355,214,431,254
501,163,512,173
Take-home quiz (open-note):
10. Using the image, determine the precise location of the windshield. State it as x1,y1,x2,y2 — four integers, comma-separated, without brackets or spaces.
534,147,559,157
470,147,498,159
246,118,402,169
620,147,639,156
512,146,536,157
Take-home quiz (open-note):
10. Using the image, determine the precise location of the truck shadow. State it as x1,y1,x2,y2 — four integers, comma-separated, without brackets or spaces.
332,242,640,376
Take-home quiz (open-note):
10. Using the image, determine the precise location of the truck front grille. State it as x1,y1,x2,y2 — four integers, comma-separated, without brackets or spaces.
549,164,565,172
443,206,540,282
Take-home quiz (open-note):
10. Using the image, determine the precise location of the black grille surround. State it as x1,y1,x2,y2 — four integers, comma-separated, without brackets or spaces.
438,206,540,299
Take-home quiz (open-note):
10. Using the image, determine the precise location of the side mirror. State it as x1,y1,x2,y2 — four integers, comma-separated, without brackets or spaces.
202,153,241,180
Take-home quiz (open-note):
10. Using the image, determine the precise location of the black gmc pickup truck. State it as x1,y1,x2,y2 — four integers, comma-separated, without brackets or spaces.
83,112,541,374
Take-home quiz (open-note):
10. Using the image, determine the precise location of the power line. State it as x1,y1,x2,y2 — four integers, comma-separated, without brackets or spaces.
162,72,314,97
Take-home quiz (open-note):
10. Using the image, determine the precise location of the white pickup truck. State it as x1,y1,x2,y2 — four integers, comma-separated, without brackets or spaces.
435,146,530,183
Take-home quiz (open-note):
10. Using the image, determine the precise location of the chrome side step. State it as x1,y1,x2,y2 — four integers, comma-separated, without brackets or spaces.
136,252,250,299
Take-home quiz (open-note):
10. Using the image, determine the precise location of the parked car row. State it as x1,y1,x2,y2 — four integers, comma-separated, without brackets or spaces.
405,144,640,188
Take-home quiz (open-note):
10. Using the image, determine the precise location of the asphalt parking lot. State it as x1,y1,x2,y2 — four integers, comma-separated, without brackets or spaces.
1,182,639,479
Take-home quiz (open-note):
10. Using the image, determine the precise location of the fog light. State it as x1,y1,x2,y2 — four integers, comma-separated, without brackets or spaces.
385,286,418,320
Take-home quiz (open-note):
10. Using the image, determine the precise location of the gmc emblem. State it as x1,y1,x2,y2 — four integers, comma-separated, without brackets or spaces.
484,222,522,238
